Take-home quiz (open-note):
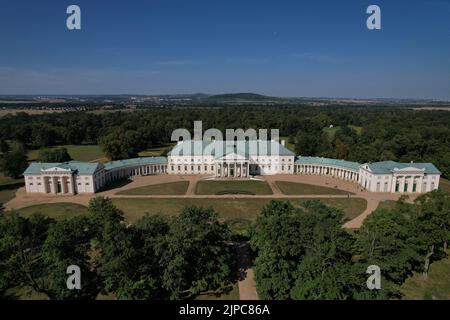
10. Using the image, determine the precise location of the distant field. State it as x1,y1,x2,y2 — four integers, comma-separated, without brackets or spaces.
138,144,175,157
275,181,352,195
27,145,105,162
323,125,362,141
0,108,67,117
195,180,273,195
117,181,189,195
401,252,450,300
17,203,89,219
279,136,295,152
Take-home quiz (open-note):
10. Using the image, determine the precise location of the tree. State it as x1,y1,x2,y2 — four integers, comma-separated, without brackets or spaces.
0,213,54,298
251,200,359,300
0,139,9,153
413,191,450,279
99,128,142,160
161,206,236,299
355,205,421,288
89,197,169,299
0,146,28,178
41,216,99,299
38,147,72,162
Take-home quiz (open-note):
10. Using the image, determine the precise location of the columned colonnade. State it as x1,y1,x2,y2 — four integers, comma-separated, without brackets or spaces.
42,175,75,194
105,164,167,183
294,164,359,182
216,161,249,178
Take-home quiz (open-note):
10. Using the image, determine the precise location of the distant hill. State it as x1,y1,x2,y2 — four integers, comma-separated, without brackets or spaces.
204,93,284,104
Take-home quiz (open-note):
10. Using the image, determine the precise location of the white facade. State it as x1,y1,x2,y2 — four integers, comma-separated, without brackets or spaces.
359,164,440,193
23,141,441,195
167,140,295,178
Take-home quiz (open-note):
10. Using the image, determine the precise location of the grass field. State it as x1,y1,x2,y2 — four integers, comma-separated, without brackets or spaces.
138,144,175,157
275,181,352,195
401,252,450,300
0,173,23,186
195,180,273,195
440,178,450,194
279,136,296,152
112,197,366,223
27,145,104,162
0,173,23,207
17,203,89,219
116,181,189,195
323,125,362,141
14,197,366,224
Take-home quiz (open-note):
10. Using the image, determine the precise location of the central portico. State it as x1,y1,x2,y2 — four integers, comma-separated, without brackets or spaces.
167,139,296,178
215,150,250,178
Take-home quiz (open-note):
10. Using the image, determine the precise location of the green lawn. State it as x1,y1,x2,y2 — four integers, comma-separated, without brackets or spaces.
17,203,89,220
0,173,23,207
401,252,450,300
195,180,273,195
138,144,175,157
275,181,352,195
0,173,22,186
439,178,450,194
279,136,296,152
323,125,362,141
13,197,366,228
27,145,104,162
0,188,18,207
116,181,189,195
111,197,366,224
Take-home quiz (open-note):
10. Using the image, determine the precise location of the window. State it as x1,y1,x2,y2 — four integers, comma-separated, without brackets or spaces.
171,165,174,171
178,166,181,171
204,165,207,171
184,166,187,171
198,166,201,171
211,166,214,171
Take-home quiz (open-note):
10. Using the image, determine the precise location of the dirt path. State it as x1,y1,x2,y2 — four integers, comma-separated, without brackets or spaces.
236,242,258,300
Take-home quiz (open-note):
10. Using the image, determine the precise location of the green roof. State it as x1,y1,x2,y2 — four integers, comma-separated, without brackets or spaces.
24,161,104,175
366,161,441,174
103,157,167,170
295,156,361,172
169,140,295,157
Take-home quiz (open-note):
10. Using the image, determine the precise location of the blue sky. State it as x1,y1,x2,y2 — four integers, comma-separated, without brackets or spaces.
0,0,449,99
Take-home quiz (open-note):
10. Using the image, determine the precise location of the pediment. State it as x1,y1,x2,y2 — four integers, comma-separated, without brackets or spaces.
216,152,247,161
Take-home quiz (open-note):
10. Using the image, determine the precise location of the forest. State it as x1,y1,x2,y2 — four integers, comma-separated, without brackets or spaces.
0,105,449,178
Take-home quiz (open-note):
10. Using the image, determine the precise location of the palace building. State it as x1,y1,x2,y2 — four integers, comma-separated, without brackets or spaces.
23,139,441,195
